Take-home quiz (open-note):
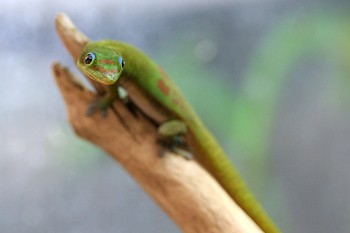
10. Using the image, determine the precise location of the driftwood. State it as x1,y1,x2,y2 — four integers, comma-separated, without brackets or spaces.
53,13,262,233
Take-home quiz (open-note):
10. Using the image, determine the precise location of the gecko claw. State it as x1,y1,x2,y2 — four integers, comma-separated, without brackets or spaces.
171,146,193,160
158,148,168,157
86,104,97,116
86,98,110,117
101,109,107,118
157,135,193,160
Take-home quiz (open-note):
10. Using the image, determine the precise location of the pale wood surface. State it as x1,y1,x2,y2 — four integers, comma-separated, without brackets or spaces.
53,13,263,233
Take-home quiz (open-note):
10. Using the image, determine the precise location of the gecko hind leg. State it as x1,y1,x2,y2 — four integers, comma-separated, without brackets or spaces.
157,120,193,160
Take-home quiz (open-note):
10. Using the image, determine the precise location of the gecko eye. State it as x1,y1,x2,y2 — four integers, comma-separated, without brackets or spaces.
84,53,95,65
119,57,125,68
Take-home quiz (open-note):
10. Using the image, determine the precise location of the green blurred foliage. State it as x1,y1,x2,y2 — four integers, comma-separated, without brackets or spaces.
237,10,350,162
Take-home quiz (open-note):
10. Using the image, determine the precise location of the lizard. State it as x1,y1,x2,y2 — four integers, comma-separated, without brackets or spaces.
77,40,281,233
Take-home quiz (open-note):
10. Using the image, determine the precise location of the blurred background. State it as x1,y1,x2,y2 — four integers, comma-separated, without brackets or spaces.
1,0,350,232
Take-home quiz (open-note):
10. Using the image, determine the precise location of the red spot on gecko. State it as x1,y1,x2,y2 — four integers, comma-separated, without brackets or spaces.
97,67,117,74
172,99,179,105
158,66,170,79
100,59,115,64
158,79,170,96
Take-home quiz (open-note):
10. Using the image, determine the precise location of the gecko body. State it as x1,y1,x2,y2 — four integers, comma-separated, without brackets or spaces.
77,40,280,233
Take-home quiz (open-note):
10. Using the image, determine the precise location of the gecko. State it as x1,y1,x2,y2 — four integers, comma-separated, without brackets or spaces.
77,40,281,233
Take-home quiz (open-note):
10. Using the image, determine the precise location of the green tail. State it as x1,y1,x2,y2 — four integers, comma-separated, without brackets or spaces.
188,122,281,233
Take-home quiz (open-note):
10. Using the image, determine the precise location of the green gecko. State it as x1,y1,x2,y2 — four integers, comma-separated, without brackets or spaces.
77,40,281,233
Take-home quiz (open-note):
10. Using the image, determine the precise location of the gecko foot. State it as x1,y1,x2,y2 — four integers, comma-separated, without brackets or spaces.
157,135,193,160
86,97,110,117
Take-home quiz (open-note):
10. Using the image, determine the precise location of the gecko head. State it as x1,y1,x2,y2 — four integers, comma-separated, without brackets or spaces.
77,42,125,85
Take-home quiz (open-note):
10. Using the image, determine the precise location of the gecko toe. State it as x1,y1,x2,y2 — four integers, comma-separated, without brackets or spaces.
101,109,107,118
158,148,168,157
86,105,97,116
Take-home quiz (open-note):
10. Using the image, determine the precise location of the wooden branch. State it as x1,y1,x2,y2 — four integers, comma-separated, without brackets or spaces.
53,13,262,233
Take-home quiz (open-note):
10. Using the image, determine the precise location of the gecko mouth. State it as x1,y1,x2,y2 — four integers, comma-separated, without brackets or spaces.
82,67,119,85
